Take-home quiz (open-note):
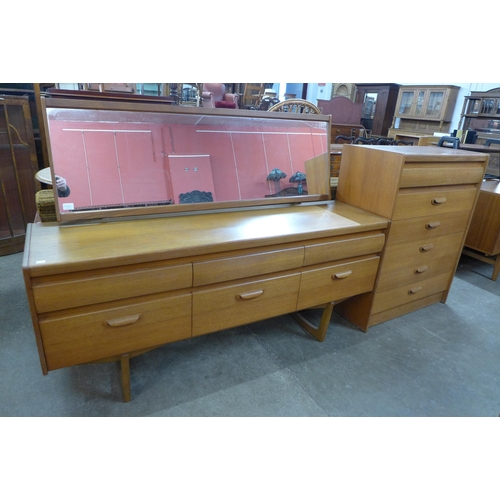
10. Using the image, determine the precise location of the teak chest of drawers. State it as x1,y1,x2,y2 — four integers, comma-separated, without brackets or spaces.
335,145,488,331
23,202,388,401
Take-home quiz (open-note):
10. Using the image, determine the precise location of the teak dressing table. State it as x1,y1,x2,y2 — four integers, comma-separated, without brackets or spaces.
22,100,487,402
22,100,389,401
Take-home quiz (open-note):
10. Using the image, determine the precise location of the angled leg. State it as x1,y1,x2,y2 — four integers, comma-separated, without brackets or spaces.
291,302,335,342
120,353,131,402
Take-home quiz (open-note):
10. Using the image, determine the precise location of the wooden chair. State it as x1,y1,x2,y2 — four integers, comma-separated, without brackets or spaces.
241,83,266,108
335,135,355,144
354,137,376,145
268,99,321,114
437,136,460,149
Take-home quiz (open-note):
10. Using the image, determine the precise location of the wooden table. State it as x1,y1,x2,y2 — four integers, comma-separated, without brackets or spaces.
463,180,500,280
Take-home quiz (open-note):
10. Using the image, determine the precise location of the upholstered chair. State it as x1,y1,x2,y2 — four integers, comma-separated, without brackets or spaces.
201,83,239,109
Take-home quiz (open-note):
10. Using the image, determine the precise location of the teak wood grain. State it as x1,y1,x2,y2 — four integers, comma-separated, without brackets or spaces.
335,145,488,331
23,200,388,400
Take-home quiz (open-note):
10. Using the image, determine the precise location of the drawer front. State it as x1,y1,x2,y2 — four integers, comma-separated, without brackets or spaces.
192,273,301,336
387,211,470,245
380,232,464,276
400,164,485,188
193,247,303,286
33,263,192,313
297,256,380,310
377,254,458,292
40,293,192,370
393,186,477,220
303,233,385,266
372,273,450,315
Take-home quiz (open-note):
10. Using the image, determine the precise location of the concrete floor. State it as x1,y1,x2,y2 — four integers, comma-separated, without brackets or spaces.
1,250,499,417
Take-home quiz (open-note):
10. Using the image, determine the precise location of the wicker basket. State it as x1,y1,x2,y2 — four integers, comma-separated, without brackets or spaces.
35,190,57,222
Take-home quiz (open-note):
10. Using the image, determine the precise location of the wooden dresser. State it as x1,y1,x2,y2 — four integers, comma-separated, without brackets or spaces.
23,202,388,401
335,145,488,331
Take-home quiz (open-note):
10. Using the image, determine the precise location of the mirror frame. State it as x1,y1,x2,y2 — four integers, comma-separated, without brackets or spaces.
41,97,332,222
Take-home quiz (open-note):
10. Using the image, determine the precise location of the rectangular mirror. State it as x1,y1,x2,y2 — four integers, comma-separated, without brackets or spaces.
42,98,331,222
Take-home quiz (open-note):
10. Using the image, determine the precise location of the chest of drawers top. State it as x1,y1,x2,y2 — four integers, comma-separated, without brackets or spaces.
23,201,388,278
336,145,489,220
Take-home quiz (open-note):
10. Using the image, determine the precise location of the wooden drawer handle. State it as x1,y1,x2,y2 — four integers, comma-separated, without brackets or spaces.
408,287,422,295
419,244,434,252
237,290,264,300
106,314,141,327
431,197,447,205
333,270,352,279
425,221,441,229
414,265,429,274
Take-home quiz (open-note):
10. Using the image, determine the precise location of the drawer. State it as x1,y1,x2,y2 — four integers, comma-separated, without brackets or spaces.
40,292,192,370
393,185,477,220
297,256,380,310
387,211,470,245
192,273,301,336
377,253,458,292
193,247,303,286
33,262,192,313
372,273,451,315
380,232,464,276
303,233,385,266
400,163,485,188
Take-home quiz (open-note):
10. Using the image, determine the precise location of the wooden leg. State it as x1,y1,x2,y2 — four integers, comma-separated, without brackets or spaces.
120,353,131,402
291,303,335,342
462,248,500,281
493,255,500,281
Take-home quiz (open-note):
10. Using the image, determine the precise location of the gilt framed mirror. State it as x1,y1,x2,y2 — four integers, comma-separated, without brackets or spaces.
42,97,331,222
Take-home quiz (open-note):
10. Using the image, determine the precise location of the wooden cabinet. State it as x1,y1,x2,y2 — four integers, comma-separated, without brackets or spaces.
463,180,500,280
335,145,488,331
388,85,460,140
355,83,400,137
23,203,388,401
458,87,500,144
0,95,40,256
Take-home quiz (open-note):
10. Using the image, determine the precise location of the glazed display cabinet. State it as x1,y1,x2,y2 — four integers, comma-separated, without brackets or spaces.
0,95,40,256
355,83,400,137
388,85,460,142
458,87,500,143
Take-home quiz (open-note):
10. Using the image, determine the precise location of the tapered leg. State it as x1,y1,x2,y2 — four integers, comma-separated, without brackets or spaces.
492,255,500,281
292,303,335,342
120,353,131,402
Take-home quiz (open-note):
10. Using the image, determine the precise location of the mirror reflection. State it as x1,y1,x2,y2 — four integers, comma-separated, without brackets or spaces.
45,105,329,217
